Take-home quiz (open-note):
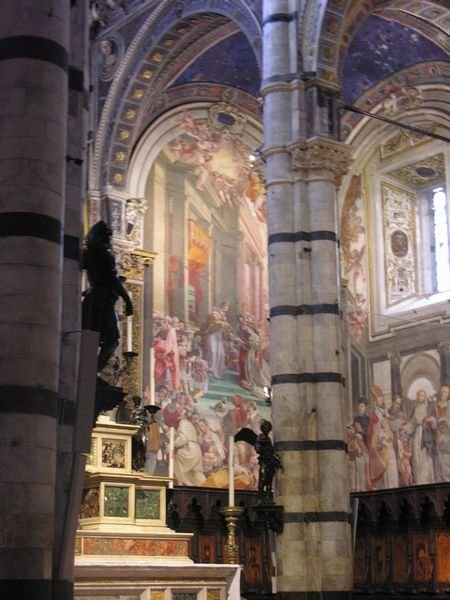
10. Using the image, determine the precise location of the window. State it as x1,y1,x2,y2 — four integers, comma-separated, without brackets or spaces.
431,186,450,292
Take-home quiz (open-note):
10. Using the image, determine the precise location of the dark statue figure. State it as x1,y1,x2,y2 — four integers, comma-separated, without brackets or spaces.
234,419,282,505
81,220,133,373
255,419,282,505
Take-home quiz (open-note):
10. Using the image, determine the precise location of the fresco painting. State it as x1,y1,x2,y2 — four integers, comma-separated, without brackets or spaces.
147,110,270,489
348,378,450,491
341,175,368,342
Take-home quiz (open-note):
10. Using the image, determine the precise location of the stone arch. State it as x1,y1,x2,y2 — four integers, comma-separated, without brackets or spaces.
91,0,262,192
340,62,449,148
126,101,263,199
337,61,449,194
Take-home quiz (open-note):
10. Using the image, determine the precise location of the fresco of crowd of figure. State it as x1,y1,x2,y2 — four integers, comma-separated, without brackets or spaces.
138,304,271,488
348,384,450,491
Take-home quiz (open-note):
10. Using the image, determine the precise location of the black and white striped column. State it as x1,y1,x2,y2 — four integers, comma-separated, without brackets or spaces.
262,1,353,597
0,2,70,598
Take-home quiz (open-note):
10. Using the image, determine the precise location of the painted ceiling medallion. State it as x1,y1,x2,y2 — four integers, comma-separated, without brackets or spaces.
208,102,247,135
387,154,445,187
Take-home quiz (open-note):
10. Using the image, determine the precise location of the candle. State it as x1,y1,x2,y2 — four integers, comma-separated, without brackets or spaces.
126,292,133,352
168,426,175,488
228,435,235,507
150,347,155,404
126,315,133,352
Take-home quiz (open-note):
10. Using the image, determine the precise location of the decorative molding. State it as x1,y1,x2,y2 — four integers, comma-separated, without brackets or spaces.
386,153,445,188
208,102,247,135
380,127,431,159
381,86,424,116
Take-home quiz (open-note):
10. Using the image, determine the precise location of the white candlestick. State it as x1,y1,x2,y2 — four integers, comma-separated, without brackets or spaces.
126,316,133,352
168,426,175,488
228,435,235,507
126,292,133,352
150,347,155,404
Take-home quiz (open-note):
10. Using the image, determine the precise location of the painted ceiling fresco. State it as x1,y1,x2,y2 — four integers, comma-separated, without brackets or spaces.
173,31,260,96
167,111,266,220
342,14,449,104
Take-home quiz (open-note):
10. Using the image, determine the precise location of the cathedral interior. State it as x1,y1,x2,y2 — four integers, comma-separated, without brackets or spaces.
0,1,449,599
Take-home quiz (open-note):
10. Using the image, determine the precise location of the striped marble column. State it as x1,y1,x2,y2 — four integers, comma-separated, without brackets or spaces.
0,2,70,599
262,1,353,597
55,2,91,599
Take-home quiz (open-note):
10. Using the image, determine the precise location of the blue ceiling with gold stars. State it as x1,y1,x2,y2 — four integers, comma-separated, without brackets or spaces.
171,15,447,105
342,15,448,104
172,31,260,96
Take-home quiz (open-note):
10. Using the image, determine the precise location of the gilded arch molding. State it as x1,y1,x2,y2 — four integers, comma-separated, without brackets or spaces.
90,0,262,192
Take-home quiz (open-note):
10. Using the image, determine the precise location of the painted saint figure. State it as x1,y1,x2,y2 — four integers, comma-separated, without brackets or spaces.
404,389,436,484
368,385,399,490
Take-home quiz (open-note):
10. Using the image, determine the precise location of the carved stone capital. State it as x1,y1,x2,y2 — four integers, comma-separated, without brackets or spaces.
388,351,402,367
115,247,157,281
290,137,352,185
437,341,450,355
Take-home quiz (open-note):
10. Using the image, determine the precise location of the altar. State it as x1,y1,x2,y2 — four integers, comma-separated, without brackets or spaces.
74,419,241,600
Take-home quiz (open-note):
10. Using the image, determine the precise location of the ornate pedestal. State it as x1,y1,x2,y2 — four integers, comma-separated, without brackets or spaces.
74,422,242,599
76,420,192,563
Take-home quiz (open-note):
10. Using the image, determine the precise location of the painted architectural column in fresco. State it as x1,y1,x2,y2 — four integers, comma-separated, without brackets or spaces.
147,161,168,313
213,227,239,315
389,351,403,399
0,2,71,599
438,342,450,386
167,167,189,320
262,0,353,595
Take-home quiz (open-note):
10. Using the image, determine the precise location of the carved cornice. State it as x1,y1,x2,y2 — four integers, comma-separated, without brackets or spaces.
290,137,352,185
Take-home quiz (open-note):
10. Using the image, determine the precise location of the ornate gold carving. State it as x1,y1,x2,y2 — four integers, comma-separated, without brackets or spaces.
121,282,141,399
382,181,417,305
132,88,144,99
326,18,339,34
113,173,123,183
101,283,142,397
380,127,431,159
119,128,130,140
290,138,352,184
220,506,244,564
142,69,153,79
114,151,126,162
117,249,157,281
125,197,148,246
125,108,136,120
